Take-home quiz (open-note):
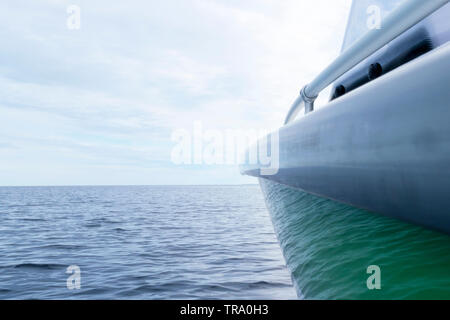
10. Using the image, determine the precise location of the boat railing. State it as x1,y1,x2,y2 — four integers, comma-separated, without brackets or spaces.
284,0,449,125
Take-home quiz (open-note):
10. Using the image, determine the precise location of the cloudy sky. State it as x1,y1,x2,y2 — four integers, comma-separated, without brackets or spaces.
0,0,351,186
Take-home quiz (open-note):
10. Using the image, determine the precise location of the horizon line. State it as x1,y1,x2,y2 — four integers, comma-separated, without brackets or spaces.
0,183,259,188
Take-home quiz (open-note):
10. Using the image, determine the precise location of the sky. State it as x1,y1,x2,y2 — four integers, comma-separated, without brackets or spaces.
0,0,351,186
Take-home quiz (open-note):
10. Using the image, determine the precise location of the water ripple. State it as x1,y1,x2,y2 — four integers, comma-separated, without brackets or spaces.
0,185,296,300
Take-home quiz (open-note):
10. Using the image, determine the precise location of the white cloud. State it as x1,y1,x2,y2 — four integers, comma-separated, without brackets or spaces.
0,0,351,185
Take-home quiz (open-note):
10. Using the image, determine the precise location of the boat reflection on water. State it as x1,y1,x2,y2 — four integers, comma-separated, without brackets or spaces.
261,179,450,299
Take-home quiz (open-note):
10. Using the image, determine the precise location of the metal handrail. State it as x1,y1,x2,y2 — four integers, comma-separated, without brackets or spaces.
284,0,449,125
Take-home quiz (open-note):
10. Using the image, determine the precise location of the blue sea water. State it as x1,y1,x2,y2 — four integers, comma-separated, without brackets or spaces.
0,185,296,299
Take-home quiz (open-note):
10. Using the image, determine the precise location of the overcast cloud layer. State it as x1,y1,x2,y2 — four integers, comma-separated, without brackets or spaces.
0,0,351,185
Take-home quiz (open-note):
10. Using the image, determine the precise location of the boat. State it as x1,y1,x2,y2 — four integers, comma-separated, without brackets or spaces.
241,0,450,299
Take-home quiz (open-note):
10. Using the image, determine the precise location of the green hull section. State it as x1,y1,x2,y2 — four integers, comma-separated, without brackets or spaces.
260,178,450,299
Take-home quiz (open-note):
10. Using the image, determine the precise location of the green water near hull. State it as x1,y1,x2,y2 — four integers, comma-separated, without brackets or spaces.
260,179,450,299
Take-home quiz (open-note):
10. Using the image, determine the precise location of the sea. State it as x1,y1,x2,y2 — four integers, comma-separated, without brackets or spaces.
261,179,450,299
0,185,297,299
